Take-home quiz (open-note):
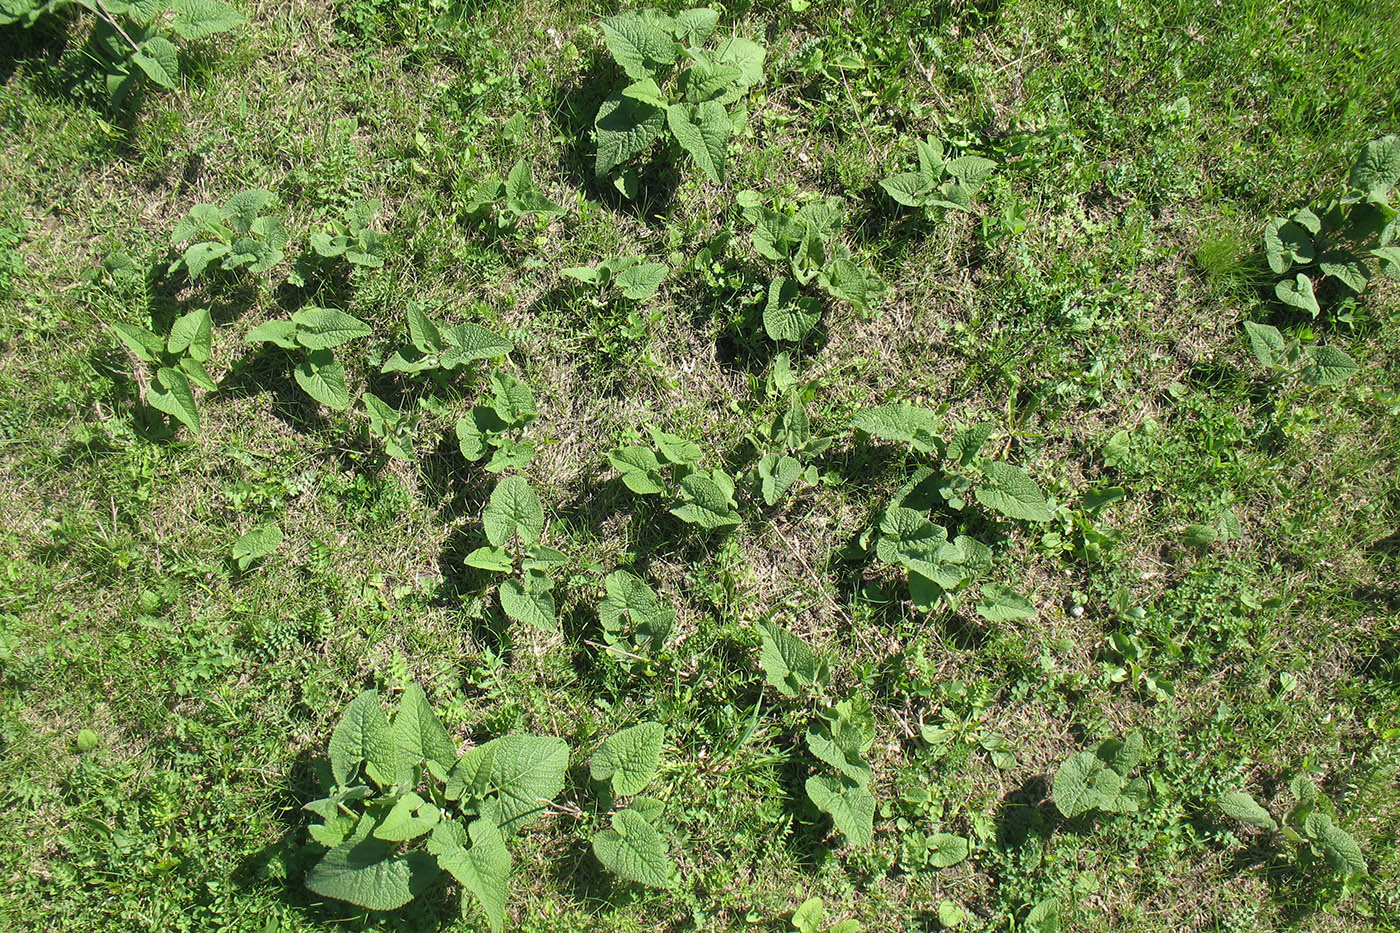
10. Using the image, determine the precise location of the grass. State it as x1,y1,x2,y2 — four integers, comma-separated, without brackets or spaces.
1,0,1399,930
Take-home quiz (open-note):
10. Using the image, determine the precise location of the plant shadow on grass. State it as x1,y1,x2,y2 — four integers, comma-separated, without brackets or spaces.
218,343,336,434
544,62,682,226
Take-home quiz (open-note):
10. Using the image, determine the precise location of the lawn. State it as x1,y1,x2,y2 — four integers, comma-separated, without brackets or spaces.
1,0,1398,930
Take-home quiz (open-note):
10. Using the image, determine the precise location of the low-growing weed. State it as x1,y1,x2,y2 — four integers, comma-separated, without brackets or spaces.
108,306,216,432
172,189,289,281
1218,774,1366,881
588,722,678,888
880,135,997,218
464,475,564,631
245,306,372,410
608,425,740,530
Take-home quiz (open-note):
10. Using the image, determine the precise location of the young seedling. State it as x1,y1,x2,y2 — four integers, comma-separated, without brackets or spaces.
742,358,833,506
561,255,669,303
790,896,863,933
588,722,677,888
244,306,372,410
1051,732,1150,819
461,159,564,232
464,475,565,631
108,306,217,433
597,570,675,667
608,424,740,529
381,305,514,377
171,189,288,281
456,371,538,473
1218,774,1366,879
592,7,765,195
362,392,416,461
288,199,386,286
737,193,883,342
1241,321,1358,387
880,135,997,216
303,683,568,931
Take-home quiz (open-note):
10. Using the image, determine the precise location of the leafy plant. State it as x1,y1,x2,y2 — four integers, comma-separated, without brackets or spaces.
592,7,765,194
880,135,997,217
1241,321,1358,387
607,425,740,530
588,722,677,888
597,570,674,667
231,521,281,571
1218,774,1366,879
854,404,1048,611
108,306,217,432
918,680,1017,770
303,684,568,930
456,371,538,473
2,0,244,106
790,896,862,933
381,305,514,377
1051,732,1149,819
171,189,289,281
562,255,668,303
464,475,564,631
288,199,385,285
244,306,372,410
742,355,833,506
461,160,564,232
1261,135,1399,316
363,392,416,460
738,192,884,341
757,621,876,845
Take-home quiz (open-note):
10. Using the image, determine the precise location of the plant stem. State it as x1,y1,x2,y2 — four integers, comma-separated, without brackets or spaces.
75,0,143,55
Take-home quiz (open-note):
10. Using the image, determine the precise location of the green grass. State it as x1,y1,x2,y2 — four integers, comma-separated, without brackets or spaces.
2,0,1399,930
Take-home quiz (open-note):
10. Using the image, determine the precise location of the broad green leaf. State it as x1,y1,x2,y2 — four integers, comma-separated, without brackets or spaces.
806,775,874,844
441,322,513,364
793,897,824,933
148,366,200,432
947,423,994,465
649,425,702,465
927,832,970,868
1052,750,1123,818
328,690,397,788
595,91,667,177
1242,320,1285,368
391,683,457,772
805,722,871,788
1025,897,1061,933
291,307,372,349
916,136,945,174
763,277,821,342
448,734,569,834
1094,732,1143,776
592,807,676,888
504,160,562,216
757,452,803,505
110,321,164,363
975,461,1053,522
615,261,668,300
406,305,443,353
943,155,996,193
667,101,730,183
132,36,179,88
671,471,740,528
1319,251,1371,293
875,507,947,567
591,721,665,796
456,406,506,461
880,171,934,207
295,349,351,410
167,307,212,361
818,257,882,312
499,578,556,630
1349,135,1400,196
713,36,765,88
169,0,244,39
245,318,298,349
490,371,537,425
608,446,665,494
178,356,217,391
232,521,281,569
483,476,545,548
677,54,744,103
758,621,819,697
374,792,439,842
1301,346,1358,386
621,76,668,109
437,818,511,933
464,545,513,572
976,584,1035,621
221,189,274,233
852,402,941,453
1372,245,1400,279
1274,273,1319,315
671,7,719,45
184,241,232,279
600,12,677,81
1306,812,1366,875
305,816,438,910
1218,791,1277,830
599,570,674,652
